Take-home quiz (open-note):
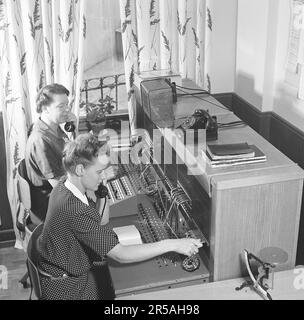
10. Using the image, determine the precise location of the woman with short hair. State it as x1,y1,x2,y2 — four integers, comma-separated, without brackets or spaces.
38,133,202,300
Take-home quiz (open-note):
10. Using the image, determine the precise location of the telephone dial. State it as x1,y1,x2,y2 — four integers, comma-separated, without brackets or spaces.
179,109,218,141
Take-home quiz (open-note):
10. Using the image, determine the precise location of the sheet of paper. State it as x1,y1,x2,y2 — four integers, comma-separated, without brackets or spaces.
113,225,143,245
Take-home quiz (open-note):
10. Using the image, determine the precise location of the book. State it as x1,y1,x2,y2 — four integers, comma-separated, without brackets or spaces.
207,142,255,160
202,144,266,168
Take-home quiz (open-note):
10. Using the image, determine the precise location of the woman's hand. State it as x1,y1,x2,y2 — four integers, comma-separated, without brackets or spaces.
167,238,203,257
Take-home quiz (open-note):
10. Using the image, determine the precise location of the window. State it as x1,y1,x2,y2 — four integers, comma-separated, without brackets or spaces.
82,0,128,112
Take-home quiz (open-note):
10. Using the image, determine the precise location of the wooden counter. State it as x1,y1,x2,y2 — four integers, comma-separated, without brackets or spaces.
139,79,304,282
117,267,304,300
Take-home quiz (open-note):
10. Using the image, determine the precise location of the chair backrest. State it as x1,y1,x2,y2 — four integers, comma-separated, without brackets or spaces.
27,223,44,299
17,159,31,210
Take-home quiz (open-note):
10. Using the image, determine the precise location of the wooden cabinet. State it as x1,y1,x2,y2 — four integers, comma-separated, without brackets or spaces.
158,102,304,282
135,79,304,282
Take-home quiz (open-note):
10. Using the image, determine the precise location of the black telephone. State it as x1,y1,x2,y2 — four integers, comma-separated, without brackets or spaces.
179,109,218,141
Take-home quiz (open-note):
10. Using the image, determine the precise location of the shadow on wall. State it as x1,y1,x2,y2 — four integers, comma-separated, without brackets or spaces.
235,71,263,112
232,71,267,137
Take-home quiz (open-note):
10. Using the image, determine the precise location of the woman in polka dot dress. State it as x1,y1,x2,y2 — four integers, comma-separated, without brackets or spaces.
37,133,202,300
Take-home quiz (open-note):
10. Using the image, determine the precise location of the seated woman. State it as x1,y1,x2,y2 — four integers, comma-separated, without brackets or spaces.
38,133,202,300
25,83,76,223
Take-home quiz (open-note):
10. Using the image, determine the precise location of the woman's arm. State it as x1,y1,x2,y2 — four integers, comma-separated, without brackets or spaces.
107,238,202,264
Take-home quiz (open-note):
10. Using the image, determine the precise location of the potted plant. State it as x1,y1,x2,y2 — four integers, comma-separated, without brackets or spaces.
80,95,115,136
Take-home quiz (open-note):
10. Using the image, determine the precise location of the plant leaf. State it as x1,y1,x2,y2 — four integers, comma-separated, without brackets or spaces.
14,142,20,166
83,15,86,38
33,0,40,24
207,74,211,93
207,8,212,31
150,18,160,26
132,30,138,48
129,64,134,88
5,72,11,97
192,27,199,48
68,0,73,26
138,45,144,56
35,24,42,32
44,37,52,58
122,20,131,33
74,58,78,76
125,0,131,18
20,52,26,75
150,0,156,18
28,14,35,38
182,17,191,35
65,27,73,42
177,11,181,35
58,16,64,41
161,31,170,51
38,70,45,90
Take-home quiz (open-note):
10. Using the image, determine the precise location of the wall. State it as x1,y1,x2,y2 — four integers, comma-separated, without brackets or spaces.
84,0,121,72
210,0,238,94
235,0,304,132
236,0,279,112
272,0,304,132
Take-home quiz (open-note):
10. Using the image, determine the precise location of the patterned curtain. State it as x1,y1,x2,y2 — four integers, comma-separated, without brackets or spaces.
0,0,87,248
119,0,213,132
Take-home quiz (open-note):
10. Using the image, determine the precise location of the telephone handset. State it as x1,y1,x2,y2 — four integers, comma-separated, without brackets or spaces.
64,121,76,132
179,109,218,141
95,182,109,199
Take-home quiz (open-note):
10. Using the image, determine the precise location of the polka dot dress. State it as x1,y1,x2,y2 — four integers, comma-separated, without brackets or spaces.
38,180,119,300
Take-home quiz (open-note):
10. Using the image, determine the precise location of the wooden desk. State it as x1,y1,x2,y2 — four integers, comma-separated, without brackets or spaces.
117,267,304,300
137,79,304,282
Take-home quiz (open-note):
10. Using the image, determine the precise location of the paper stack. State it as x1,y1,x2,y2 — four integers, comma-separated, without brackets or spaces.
202,142,266,168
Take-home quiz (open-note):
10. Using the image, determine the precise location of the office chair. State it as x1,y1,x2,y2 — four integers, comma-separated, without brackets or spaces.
26,223,44,300
16,159,38,288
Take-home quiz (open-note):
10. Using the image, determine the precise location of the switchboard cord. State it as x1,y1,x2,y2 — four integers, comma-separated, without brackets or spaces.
175,85,232,112
100,197,107,220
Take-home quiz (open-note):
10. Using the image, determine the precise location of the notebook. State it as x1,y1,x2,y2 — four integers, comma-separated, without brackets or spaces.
207,142,255,160
202,144,266,168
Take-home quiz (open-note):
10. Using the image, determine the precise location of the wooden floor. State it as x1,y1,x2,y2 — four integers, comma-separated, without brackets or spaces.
0,246,32,300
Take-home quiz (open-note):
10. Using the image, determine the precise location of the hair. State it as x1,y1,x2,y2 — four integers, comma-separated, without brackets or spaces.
36,83,70,113
62,133,106,175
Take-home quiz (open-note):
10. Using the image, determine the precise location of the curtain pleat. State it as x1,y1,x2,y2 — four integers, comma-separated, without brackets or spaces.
0,0,87,248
